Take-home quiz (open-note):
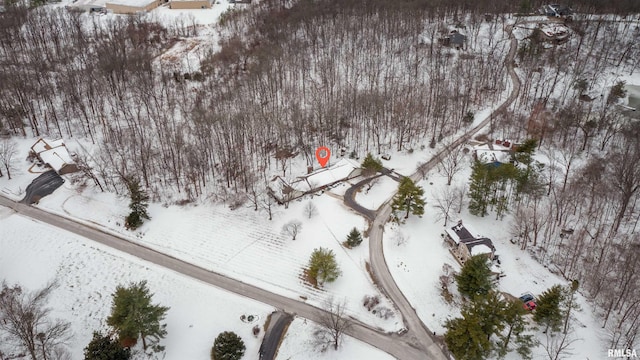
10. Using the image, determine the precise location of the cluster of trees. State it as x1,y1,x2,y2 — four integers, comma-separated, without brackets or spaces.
467,139,543,218
445,255,582,359
0,0,514,202
473,9,640,347
0,281,72,360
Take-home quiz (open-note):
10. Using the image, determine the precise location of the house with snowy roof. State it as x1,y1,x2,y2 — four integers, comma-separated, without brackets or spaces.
445,219,496,264
472,139,514,166
30,138,79,175
269,158,362,204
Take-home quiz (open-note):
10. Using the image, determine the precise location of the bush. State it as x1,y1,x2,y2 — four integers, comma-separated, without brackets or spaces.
211,331,245,360
345,228,363,248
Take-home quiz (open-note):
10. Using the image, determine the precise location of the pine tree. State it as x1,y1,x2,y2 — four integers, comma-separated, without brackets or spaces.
84,332,131,360
391,177,425,220
455,255,494,299
468,161,491,217
211,331,245,360
361,153,383,175
345,228,363,248
125,177,150,230
308,248,342,286
533,284,565,333
496,300,535,359
107,281,169,352
444,312,493,360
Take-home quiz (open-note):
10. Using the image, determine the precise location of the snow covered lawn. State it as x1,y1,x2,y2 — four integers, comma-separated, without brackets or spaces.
275,318,395,360
0,209,273,360
354,176,398,211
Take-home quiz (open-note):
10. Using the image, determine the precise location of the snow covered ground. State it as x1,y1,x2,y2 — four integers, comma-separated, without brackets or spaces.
275,318,395,360
354,176,398,211
0,209,274,360
0,138,402,333
382,157,611,359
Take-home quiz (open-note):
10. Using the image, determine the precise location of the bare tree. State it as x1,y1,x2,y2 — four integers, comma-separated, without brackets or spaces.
543,328,578,360
437,142,465,186
433,187,457,226
303,202,318,219
313,299,352,351
0,281,72,360
282,220,302,240
0,139,18,180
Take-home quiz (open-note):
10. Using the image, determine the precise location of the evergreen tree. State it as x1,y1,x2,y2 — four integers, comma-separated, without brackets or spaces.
345,227,363,248
308,248,342,286
211,331,245,360
456,255,494,298
391,177,425,219
125,177,150,230
361,153,383,174
468,161,491,216
513,139,544,196
496,300,535,359
107,281,169,352
444,310,493,360
533,285,565,333
84,332,131,360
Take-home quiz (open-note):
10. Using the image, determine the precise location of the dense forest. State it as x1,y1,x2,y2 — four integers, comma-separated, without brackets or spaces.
1,0,639,351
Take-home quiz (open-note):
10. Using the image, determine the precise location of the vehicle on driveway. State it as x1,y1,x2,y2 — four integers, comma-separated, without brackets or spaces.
519,292,537,311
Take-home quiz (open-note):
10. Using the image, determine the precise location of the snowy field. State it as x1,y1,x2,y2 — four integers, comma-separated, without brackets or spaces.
0,209,274,360
382,159,610,359
275,318,395,360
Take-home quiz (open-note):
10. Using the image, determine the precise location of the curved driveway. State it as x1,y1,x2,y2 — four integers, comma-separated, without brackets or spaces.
344,25,521,358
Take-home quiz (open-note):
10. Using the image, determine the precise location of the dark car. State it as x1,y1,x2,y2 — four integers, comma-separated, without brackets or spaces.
519,293,536,311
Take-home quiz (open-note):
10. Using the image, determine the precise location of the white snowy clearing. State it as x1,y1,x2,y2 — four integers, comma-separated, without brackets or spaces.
0,208,273,360
275,318,395,360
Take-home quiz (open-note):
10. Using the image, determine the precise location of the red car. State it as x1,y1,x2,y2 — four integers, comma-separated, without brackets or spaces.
523,300,537,311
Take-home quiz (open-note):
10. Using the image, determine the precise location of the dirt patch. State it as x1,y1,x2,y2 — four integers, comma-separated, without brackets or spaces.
300,268,318,288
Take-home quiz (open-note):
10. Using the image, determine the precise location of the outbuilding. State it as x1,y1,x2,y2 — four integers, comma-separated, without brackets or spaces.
105,0,161,14
169,0,211,9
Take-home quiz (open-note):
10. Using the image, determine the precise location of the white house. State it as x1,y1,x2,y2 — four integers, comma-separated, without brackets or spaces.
30,138,79,175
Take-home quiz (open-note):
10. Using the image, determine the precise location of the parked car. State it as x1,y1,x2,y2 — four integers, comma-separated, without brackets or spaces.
519,292,536,311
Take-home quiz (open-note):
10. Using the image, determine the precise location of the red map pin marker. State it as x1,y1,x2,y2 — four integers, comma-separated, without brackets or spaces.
315,146,331,168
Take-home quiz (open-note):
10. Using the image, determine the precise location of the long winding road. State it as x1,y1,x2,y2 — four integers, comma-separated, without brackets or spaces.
344,24,521,358
0,25,520,360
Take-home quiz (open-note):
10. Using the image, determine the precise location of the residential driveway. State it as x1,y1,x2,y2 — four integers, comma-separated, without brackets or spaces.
259,310,294,360
20,170,64,204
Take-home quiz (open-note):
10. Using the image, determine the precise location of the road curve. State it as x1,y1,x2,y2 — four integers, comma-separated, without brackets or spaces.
0,195,427,360
346,26,521,359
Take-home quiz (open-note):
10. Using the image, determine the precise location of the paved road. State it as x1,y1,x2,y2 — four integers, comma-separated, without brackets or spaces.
344,25,521,359
20,170,64,204
0,195,428,360
259,310,294,360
